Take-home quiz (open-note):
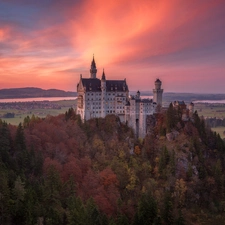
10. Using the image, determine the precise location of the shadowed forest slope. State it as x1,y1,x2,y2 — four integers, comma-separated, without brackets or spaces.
0,107,225,225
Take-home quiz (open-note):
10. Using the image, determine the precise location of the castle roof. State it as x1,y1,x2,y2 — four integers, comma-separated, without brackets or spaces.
141,99,153,103
80,78,128,92
81,78,101,92
106,80,128,92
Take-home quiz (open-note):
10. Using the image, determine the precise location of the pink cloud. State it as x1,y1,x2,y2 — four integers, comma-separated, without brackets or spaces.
0,0,225,92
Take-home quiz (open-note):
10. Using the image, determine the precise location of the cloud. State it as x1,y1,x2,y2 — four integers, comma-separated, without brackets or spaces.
0,0,225,92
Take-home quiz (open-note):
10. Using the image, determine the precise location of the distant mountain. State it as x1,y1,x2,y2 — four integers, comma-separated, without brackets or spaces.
0,87,77,99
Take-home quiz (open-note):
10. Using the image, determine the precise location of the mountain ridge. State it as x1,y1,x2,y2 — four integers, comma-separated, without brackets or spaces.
0,87,77,99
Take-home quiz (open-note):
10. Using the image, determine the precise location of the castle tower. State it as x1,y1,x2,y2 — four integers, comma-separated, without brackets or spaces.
90,56,97,78
188,102,194,117
101,69,106,117
136,90,140,99
153,79,163,106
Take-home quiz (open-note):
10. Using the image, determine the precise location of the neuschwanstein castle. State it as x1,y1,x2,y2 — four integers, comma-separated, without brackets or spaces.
76,57,163,138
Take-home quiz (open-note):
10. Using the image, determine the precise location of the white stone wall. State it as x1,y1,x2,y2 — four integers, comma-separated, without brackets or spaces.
153,89,163,105
77,81,158,138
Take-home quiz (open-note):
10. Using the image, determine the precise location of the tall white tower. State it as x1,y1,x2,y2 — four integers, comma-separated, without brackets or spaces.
153,79,163,105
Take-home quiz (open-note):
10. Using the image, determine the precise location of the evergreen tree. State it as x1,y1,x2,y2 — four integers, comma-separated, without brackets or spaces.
134,193,158,225
174,210,185,225
162,192,174,225
85,198,102,225
116,213,129,225
15,123,29,174
0,168,11,224
0,122,11,167
67,196,86,225
10,176,26,225
43,166,64,225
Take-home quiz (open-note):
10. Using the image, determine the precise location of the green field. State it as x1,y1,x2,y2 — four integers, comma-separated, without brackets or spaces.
0,100,76,125
194,103,225,137
194,103,225,118
211,127,225,139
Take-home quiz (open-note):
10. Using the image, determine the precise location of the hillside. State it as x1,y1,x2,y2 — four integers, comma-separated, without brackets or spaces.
0,107,225,224
0,87,77,99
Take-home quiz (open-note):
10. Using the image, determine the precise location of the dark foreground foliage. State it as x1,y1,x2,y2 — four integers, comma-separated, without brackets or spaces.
0,108,225,224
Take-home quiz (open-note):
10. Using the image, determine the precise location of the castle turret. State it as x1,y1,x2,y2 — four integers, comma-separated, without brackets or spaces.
188,102,194,117
90,56,97,78
101,69,106,117
153,79,163,106
136,90,140,99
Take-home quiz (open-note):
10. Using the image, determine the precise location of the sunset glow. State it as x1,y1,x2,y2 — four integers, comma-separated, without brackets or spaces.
0,0,225,93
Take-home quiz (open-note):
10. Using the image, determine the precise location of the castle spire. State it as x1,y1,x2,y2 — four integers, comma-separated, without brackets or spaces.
101,68,106,80
90,55,97,78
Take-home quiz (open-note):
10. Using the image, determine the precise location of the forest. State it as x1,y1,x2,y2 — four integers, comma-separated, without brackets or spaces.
0,104,225,225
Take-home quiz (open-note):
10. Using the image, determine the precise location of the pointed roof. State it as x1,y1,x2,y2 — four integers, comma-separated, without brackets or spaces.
101,69,106,80
91,55,96,68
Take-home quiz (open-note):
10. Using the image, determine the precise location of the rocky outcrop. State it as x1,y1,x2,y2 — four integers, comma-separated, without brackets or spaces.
166,131,179,141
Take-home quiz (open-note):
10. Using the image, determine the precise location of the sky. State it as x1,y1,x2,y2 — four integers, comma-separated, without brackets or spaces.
0,0,225,93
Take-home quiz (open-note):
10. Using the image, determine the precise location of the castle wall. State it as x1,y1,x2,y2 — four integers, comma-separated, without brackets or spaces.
153,89,163,105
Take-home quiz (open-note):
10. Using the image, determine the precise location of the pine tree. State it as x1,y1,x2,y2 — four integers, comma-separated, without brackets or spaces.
162,192,174,225
135,193,158,225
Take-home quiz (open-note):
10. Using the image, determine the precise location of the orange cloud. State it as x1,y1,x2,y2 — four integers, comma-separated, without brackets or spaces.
0,0,225,92
66,0,170,64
